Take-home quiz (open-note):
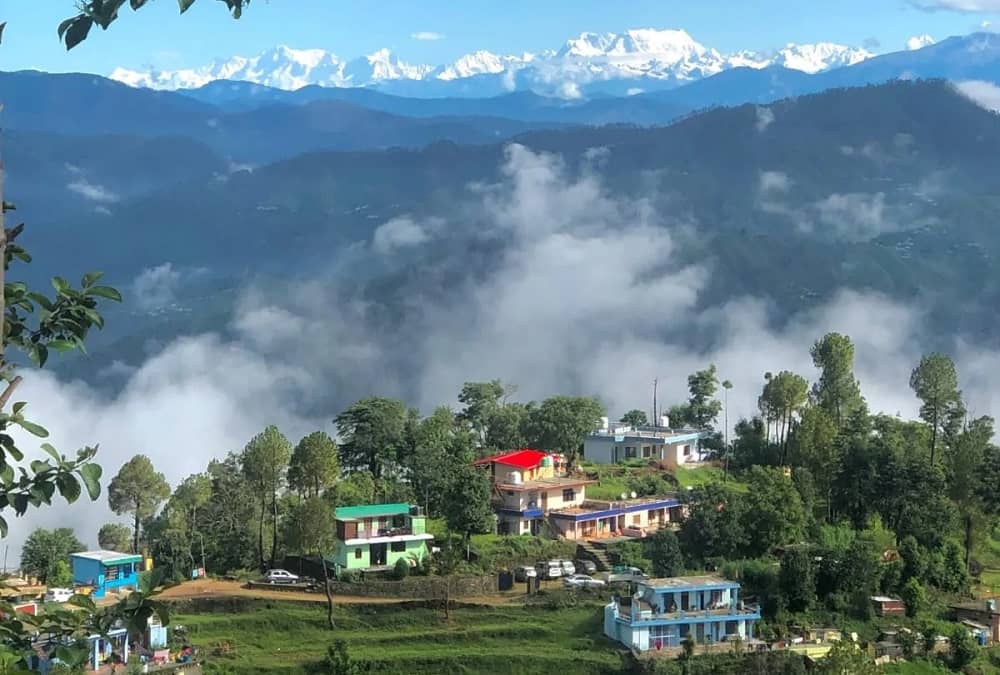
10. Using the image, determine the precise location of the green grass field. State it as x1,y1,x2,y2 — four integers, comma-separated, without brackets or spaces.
175,599,625,674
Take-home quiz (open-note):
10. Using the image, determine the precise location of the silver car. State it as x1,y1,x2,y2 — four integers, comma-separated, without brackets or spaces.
563,574,607,590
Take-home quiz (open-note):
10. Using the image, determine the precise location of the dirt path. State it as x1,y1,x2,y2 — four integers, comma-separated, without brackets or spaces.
158,578,533,607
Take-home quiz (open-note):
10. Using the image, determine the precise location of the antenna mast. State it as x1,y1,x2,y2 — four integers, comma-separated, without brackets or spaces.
652,378,658,427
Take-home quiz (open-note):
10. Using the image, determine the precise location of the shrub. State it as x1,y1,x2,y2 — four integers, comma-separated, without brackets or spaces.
899,577,925,618
393,558,411,580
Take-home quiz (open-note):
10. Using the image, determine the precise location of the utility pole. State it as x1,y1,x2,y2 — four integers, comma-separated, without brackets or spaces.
722,380,733,481
652,378,658,427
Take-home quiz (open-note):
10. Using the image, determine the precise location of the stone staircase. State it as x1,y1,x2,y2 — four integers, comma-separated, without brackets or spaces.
576,540,614,572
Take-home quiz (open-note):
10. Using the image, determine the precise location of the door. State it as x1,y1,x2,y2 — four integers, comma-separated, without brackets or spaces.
370,543,387,566
541,491,548,511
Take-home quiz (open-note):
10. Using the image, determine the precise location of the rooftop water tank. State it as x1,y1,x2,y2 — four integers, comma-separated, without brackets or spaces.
600,416,609,431
659,415,670,428
541,456,552,467
510,471,522,485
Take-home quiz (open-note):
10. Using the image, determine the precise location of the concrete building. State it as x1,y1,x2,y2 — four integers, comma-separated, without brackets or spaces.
604,575,761,651
549,495,682,540
70,550,143,599
330,503,432,573
584,417,708,469
475,449,592,535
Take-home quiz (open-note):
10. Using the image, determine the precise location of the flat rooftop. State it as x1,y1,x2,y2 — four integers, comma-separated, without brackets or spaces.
71,550,142,564
643,575,734,589
550,494,679,515
495,476,595,491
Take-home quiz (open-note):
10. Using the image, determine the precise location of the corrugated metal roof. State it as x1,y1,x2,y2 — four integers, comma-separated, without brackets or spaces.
334,503,411,520
70,550,142,564
472,449,548,469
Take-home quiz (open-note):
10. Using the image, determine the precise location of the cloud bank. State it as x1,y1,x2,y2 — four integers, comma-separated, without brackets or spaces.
10,144,995,562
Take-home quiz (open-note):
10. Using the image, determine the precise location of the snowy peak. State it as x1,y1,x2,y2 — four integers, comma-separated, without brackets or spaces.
769,42,874,74
108,27,882,96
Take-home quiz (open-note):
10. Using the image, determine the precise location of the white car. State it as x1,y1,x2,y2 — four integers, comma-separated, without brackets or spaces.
44,588,74,603
514,565,538,582
535,561,562,579
563,574,607,590
557,559,576,576
265,569,300,584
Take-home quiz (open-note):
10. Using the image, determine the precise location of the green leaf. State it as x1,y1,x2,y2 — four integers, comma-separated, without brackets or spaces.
27,292,55,312
40,443,61,462
47,339,77,353
57,17,74,40
131,0,151,9
56,473,81,503
35,344,48,368
0,21,6,46
5,445,22,462
51,277,70,294
11,402,26,416
178,0,197,13
79,463,102,501
64,17,93,50
0,517,7,539
17,420,48,438
81,271,103,288
0,464,13,486
85,285,122,302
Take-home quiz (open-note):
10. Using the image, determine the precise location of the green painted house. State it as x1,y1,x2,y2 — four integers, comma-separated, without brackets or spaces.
330,503,432,572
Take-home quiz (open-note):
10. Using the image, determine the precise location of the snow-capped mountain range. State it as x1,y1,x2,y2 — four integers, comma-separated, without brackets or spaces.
109,28,878,98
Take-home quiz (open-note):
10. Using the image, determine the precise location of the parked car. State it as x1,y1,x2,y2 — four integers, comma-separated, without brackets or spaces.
563,574,607,590
574,559,598,575
604,565,649,583
265,569,300,584
535,560,563,580
44,588,74,603
514,565,538,582
558,559,576,576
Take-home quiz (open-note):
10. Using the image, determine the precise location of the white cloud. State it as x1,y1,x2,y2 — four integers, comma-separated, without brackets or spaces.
131,263,184,311
906,34,936,50
67,178,119,204
953,79,1000,112
759,171,791,194
411,31,444,41
755,106,775,133
910,0,1000,9
372,216,432,254
813,192,894,241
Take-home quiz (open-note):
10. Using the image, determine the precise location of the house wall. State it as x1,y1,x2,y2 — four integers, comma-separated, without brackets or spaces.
584,437,617,464
100,562,140,596
494,461,554,484
71,557,102,587
336,543,372,570
496,485,586,512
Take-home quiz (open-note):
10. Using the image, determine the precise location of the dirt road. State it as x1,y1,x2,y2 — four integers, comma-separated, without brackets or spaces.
157,578,531,606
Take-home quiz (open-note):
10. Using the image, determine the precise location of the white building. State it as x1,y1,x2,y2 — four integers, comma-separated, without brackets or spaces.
583,416,708,469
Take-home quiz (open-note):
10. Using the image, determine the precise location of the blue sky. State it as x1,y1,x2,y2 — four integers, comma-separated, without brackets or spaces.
0,0,996,74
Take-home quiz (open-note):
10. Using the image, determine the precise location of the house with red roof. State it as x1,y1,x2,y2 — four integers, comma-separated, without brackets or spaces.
474,449,594,535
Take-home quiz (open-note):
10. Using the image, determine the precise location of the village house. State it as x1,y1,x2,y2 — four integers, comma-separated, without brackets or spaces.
871,595,906,617
604,575,761,651
584,416,708,469
329,503,432,573
548,495,683,540
70,550,143,599
475,448,683,539
951,598,1000,645
475,449,592,535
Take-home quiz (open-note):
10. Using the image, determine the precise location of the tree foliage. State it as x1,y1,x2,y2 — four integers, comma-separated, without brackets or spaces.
108,454,170,553
810,333,866,429
335,397,409,480
285,496,337,629
647,528,684,578
288,431,339,498
619,409,648,427
20,527,83,584
97,522,132,552
526,395,604,465
242,425,292,572
909,352,964,463
443,464,493,541
686,365,722,430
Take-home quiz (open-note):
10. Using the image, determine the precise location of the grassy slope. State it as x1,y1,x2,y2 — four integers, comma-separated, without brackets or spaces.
178,600,624,675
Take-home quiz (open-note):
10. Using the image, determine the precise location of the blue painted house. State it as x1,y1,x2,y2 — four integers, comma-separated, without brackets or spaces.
70,550,142,599
584,419,710,469
604,575,761,651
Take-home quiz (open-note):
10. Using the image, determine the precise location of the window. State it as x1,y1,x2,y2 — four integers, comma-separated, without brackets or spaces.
625,446,637,458
506,491,515,496
354,548,362,560
562,488,575,502
390,541,406,552
643,446,652,458
632,515,641,525
683,444,691,456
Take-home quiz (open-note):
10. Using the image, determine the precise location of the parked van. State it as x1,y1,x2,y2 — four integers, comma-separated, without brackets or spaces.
535,560,562,579
558,560,576,576
44,588,74,604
